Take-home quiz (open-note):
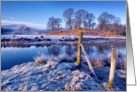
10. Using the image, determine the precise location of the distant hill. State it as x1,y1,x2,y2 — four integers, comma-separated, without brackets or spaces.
1,24,51,35
1,28,14,35
1,25,27,31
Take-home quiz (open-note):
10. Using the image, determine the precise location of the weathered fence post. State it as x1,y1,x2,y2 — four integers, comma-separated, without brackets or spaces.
81,44,98,79
77,32,83,66
108,48,116,87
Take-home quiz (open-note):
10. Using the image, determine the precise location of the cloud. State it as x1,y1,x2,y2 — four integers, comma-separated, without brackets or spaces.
10,17,15,20
1,20,46,29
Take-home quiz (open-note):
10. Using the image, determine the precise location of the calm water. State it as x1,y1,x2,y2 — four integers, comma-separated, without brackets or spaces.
1,41,126,70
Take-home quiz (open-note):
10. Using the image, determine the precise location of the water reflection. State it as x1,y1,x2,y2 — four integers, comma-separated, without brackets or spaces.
65,45,77,56
47,45,60,56
1,41,126,70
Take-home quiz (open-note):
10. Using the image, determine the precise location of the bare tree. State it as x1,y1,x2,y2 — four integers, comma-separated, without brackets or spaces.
97,12,122,34
85,13,95,29
70,18,80,29
118,25,126,36
107,14,115,32
47,17,56,31
83,20,88,29
54,18,62,31
47,17,62,31
75,9,88,28
113,17,121,34
91,22,96,29
98,12,109,31
63,8,74,30
66,20,73,30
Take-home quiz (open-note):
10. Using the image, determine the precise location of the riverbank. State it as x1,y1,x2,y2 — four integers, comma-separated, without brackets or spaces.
1,53,126,91
1,34,126,91
1,35,126,47
44,29,126,39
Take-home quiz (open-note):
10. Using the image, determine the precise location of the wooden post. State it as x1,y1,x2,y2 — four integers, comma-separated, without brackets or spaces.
81,44,98,79
77,32,83,65
108,48,116,87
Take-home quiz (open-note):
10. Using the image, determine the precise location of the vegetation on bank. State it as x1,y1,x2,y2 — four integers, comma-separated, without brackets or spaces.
1,52,126,91
44,28,126,37
34,51,126,70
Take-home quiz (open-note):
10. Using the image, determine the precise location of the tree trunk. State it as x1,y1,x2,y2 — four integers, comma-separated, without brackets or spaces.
58,24,59,31
79,20,81,28
103,24,105,31
89,22,90,29
69,23,71,31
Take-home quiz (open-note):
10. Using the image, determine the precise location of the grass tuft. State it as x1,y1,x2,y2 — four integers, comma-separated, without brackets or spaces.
34,54,47,65
91,60,104,68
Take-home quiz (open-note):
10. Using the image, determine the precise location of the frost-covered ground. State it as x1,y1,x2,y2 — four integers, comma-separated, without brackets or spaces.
1,54,126,91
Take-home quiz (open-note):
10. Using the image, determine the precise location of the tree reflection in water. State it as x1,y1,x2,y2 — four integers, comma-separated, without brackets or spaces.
47,45,60,56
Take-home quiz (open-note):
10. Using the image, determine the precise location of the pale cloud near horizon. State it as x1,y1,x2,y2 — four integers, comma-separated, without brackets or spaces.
10,17,15,20
1,20,47,29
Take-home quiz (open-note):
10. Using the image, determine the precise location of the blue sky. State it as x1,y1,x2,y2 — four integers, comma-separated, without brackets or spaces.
1,1,126,29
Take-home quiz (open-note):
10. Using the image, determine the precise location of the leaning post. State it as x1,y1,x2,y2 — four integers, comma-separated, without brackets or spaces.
77,31,83,66
108,48,116,87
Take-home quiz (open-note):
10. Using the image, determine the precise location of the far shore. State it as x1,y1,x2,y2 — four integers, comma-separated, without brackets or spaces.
42,35,126,40
1,35,126,47
1,34,126,40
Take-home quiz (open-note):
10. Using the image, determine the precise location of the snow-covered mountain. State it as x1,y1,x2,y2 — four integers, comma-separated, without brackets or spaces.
2,25,27,31
1,24,51,35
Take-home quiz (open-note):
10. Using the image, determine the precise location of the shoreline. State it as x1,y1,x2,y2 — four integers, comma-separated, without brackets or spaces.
1,40,126,47
1,34,126,40
1,59,126,91
43,35,126,40
1,35,126,47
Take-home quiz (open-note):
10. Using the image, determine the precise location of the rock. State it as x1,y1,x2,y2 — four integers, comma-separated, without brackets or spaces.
65,83,70,91
41,84,46,89
18,87,23,91
22,86,28,91
57,71,62,75
75,83,82,91
31,86,38,91
72,70,81,76
79,74,85,79
72,76,79,82
56,77,60,80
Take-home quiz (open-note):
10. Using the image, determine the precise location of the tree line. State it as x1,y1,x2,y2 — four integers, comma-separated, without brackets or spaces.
47,8,126,36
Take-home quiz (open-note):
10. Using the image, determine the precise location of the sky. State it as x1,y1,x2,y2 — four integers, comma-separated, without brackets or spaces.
1,1,126,29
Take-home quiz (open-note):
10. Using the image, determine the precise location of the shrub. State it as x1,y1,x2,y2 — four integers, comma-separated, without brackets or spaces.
36,39,41,42
35,37,38,39
123,58,126,69
34,54,47,65
72,52,77,61
91,60,104,68
45,38,51,41
116,58,126,70
107,32,113,35
58,54,74,62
